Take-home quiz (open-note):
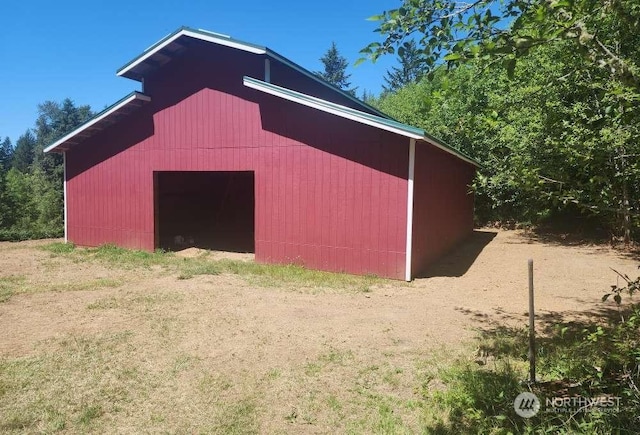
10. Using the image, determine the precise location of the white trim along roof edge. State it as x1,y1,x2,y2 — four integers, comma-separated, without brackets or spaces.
43,92,151,153
116,26,389,119
243,76,480,167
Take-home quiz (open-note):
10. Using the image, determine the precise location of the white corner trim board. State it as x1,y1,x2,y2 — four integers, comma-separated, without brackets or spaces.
63,152,68,243
405,139,416,281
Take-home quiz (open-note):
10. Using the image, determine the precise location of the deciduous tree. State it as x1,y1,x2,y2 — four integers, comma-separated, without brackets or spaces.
365,0,640,242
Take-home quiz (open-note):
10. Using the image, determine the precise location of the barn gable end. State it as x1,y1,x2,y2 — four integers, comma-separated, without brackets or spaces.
45,27,478,280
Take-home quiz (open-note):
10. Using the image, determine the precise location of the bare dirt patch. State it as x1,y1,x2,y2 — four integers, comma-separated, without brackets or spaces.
174,247,254,262
0,231,637,433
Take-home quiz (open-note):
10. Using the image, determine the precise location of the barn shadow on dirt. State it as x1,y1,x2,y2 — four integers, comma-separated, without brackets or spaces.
419,230,497,278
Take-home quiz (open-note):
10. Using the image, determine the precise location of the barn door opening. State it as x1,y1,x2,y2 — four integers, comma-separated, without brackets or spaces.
154,171,255,253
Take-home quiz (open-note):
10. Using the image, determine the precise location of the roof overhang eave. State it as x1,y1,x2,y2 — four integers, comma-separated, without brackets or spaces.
116,28,267,80
115,27,390,119
44,92,151,153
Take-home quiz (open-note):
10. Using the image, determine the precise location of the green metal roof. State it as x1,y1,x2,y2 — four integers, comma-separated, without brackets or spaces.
117,26,267,76
116,26,390,120
48,27,479,166
243,76,480,167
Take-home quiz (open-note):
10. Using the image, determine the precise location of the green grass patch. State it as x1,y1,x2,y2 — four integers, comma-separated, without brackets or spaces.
0,275,27,303
177,259,221,279
326,394,342,412
382,367,403,388
345,387,420,434
305,348,355,377
213,398,259,434
40,242,76,254
0,331,140,433
424,358,524,433
41,242,388,291
90,244,171,268
41,242,172,269
87,296,120,310
0,330,260,433
215,259,383,291
77,404,103,425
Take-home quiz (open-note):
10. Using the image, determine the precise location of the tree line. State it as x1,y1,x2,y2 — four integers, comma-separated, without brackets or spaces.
0,100,92,240
359,0,640,243
3,4,638,244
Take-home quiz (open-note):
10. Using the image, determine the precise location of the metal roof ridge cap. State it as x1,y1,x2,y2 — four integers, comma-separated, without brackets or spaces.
181,26,266,52
180,28,266,53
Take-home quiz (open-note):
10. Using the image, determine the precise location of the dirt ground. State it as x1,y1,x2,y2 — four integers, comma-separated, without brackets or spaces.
0,230,638,433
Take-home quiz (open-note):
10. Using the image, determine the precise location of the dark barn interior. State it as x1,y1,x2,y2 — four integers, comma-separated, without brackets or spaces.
155,171,255,252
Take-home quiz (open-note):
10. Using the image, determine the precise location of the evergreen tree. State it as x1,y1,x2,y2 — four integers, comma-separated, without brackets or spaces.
382,40,425,93
12,131,36,173
0,137,12,173
360,89,377,105
33,99,92,178
0,136,13,230
0,99,92,240
315,42,357,95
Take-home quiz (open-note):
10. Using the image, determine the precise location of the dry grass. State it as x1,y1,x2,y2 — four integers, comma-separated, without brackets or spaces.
0,241,409,433
0,274,123,303
0,320,431,433
1,234,637,433
0,330,265,433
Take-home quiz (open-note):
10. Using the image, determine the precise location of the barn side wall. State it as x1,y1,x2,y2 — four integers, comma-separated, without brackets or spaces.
411,144,476,277
65,46,409,279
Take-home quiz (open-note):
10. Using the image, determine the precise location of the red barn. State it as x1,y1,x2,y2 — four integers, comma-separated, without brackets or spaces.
45,27,478,280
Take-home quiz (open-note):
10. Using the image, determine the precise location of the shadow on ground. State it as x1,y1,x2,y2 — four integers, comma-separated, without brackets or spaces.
456,302,635,368
425,302,639,434
513,217,640,259
455,300,632,336
420,230,497,278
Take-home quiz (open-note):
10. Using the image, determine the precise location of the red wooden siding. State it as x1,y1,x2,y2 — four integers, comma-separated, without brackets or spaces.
411,144,475,277
66,44,409,279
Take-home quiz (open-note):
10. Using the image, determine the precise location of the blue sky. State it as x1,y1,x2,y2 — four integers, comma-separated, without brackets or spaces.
0,0,399,145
